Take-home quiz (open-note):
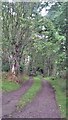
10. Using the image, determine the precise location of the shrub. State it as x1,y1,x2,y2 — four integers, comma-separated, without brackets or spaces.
20,64,24,73
2,62,10,72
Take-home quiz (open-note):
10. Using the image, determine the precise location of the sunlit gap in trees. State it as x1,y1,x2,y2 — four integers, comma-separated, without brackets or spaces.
39,0,56,16
9,0,13,2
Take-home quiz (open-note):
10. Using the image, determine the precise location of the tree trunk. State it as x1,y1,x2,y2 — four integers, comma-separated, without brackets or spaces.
9,54,20,77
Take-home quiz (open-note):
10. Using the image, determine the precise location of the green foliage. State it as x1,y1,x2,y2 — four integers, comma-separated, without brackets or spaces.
47,2,67,35
2,2,66,78
2,62,10,72
20,64,24,73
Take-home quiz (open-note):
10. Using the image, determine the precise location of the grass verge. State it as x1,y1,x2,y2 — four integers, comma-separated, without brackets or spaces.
1,73,29,92
2,80,20,92
17,76,41,109
44,77,66,118
22,74,29,83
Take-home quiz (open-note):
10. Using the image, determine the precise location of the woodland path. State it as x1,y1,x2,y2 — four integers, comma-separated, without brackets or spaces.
2,78,61,118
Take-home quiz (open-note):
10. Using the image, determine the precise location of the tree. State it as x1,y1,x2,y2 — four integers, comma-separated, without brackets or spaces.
2,1,67,79
2,2,37,76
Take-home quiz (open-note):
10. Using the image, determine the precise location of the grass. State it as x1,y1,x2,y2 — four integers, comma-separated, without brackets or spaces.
0,81,2,91
2,80,20,92
44,77,66,118
66,97,68,118
1,72,20,92
1,73,29,92
17,76,42,109
22,74,29,83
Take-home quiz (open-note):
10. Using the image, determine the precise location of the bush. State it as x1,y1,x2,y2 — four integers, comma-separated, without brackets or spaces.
20,64,24,73
2,62,10,72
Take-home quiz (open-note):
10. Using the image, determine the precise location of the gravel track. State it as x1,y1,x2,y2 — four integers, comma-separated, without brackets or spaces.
2,79,61,118
2,78,33,118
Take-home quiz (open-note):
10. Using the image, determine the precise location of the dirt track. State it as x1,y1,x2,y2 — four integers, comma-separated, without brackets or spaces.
2,78,33,118
2,79,61,118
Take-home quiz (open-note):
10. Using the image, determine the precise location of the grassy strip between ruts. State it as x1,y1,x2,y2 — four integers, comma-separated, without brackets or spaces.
44,77,66,118
17,76,42,109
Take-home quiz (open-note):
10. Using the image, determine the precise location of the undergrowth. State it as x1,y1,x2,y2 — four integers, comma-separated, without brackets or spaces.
44,77,66,118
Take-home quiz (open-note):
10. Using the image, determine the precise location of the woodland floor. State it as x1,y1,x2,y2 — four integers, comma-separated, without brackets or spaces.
2,77,61,118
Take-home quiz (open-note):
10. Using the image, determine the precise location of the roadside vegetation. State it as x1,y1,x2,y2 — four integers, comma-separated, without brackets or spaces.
44,77,66,118
2,80,20,92
2,72,29,92
22,74,29,83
